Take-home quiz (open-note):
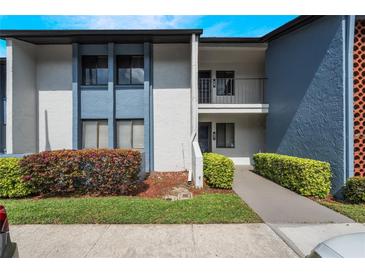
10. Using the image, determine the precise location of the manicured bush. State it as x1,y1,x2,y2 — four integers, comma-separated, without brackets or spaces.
344,177,365,204
203,153,235,189
253,153,331,198
20,149,142,196
0,158,33,198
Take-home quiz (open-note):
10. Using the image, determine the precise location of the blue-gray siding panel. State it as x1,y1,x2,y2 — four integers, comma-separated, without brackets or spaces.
115,89,145,118
80,89,109,118
265,16,351,195
73,43,152,171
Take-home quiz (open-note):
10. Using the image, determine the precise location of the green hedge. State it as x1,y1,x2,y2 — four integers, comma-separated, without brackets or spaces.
20,149,142,197
344,177,365,204
0,158,33,198
253,153,331,198
203,153,235,189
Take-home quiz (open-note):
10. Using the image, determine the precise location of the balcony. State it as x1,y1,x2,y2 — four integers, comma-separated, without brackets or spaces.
198,78,268,114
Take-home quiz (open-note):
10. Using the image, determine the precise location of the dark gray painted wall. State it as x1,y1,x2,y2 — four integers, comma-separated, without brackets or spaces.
265,16,352,195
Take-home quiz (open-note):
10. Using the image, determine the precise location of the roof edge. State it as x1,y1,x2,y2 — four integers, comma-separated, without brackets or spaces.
261,15,323,42
0,29,203,38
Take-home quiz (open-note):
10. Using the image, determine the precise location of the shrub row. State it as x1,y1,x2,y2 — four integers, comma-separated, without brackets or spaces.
0,158,33,198
344,177,365,204
203,153,235,189
0,149,142,198
253,153,331,198
20,149,142,196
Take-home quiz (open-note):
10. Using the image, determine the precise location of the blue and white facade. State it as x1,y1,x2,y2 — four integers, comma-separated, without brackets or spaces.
0,16,361,195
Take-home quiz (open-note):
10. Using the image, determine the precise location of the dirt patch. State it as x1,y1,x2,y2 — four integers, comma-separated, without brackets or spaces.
135,171,233,198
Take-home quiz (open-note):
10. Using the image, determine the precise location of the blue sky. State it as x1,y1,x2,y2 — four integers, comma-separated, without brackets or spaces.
0,15,296,57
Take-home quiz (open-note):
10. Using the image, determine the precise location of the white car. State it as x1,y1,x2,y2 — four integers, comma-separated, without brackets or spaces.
308,233,365,258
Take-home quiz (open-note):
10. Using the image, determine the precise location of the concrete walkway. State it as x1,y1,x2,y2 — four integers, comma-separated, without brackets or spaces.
10,224,297,258
233,166,353,224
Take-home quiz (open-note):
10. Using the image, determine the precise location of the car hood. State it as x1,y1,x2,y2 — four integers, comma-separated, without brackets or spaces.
316,232,365,258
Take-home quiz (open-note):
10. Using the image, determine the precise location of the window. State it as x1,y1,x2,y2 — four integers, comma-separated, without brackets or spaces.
117,55,144,85
82,56,108,86
216,71,235,96
117,120,144,150
82,120,108,149
216,123,235,148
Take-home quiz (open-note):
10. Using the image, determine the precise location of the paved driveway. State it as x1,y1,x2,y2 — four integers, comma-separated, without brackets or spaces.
10,224,297,258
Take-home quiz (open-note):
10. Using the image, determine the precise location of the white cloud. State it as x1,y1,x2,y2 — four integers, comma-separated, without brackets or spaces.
53,15,201,29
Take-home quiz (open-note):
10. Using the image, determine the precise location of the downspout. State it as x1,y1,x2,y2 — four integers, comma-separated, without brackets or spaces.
344,15,355,181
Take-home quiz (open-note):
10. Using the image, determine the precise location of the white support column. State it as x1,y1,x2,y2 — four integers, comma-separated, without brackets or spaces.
190,33,203,188
191,33,199,140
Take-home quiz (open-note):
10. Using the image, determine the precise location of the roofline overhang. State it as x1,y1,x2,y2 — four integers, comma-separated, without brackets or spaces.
0,29,203,44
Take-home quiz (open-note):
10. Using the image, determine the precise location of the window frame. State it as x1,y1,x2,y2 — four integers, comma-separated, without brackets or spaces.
116,119,145,150
216,123,235,149
116,55,145,86
81,55,109,86
81,119,109,149
216,71,235,96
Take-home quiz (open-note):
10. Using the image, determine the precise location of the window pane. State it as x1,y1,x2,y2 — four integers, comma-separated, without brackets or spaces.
216,71,235,96
132,120,144,149
82,56,97,85
98,121,109,148
96,56,108,85
82,56,108,85
117,56,131,85
131,56,144,85
117,120,132,148
226,123,235,148
82,121,97,148
216,123,226,148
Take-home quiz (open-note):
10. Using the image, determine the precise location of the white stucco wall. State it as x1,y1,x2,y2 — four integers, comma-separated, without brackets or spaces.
199,113,266,165
153,44,192,171
6,39,37,154
199,46,266,104
37,45,73,151
199,46,266,77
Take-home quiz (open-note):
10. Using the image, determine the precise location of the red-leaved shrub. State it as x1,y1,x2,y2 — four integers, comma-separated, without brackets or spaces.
19,149,142,196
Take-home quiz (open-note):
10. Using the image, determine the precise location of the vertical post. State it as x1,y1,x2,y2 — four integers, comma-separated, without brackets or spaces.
0,59,4,153
108,42,116,148
344,15,355,180
191,33,199,140
144,42,151,172
72,43,81,149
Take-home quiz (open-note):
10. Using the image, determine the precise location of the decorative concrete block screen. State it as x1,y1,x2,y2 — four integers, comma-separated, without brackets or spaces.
354,19,365,177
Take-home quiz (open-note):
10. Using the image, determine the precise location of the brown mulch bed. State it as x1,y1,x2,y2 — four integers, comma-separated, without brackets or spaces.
134,171,233,198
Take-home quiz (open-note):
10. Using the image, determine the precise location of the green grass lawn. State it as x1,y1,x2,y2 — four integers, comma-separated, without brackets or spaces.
319,200,365,222
0,193,261,224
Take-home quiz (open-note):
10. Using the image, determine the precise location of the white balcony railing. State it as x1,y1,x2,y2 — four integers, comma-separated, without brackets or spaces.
199,78,265,104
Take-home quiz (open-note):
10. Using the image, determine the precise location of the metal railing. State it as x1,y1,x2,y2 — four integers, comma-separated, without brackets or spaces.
198,78,265,104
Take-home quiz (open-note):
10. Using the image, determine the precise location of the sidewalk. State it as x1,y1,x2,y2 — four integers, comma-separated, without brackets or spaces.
10,224,297,258
233,166,353,223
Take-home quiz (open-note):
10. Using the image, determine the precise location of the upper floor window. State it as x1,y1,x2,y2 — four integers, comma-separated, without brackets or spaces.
117,55,144,85
82,56,108,86
216,71,235,96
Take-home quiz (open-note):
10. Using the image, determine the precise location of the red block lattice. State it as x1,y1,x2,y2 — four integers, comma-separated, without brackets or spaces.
354,20,365,177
